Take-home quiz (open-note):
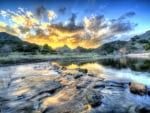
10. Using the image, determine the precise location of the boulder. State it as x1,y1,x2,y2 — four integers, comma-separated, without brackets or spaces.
129,82,147,96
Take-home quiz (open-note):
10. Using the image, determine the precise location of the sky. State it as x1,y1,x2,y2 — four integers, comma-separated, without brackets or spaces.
0,0,150,49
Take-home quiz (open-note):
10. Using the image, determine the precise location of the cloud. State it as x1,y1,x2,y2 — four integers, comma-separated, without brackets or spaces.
109,20,137,34
35,5,46,21
47,10,57,21
84,15,107,32
58,7,66,14
0,10,7,17
0,21,7,32
0,22,20,36
0,8,137,49
119,11,136,20
83,12,137,43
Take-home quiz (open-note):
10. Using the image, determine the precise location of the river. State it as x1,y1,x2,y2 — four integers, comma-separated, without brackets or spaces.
0,57,150,113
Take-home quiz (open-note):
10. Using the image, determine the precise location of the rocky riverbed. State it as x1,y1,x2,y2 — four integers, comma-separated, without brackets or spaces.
0,62,150,113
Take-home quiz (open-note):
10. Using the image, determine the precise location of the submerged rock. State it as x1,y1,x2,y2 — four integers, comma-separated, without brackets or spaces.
129,82,147,96
128,105,150,113
85,89,103,107
78,68,88,73
73,74,83,79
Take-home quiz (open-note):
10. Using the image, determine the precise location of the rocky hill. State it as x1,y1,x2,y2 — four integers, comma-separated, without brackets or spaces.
94,30,150,55
0,32,54,55
1,30,150,55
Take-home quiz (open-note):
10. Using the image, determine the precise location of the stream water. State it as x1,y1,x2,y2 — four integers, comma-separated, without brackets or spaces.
0,57,150,113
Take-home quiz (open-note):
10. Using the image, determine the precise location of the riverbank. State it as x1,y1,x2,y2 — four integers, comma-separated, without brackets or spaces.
0,52,122,67
0,52,98,66
0,52,150,67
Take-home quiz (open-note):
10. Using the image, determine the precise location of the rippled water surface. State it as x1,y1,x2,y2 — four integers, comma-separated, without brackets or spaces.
0,57,150,113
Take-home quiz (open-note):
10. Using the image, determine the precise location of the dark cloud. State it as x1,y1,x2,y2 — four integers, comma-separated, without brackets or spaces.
18,26,30,34
65,13,78,30
35,5,46,20
58,7,66,14
109,20,137,34
69,13,76,26
35,28,46,35
87,15,107,31
119,11,136,20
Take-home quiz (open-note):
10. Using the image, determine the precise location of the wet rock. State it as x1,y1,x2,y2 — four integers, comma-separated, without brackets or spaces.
61,66,67,70
106,80,126,88
129,82,147,96
29,81,62,100
42,101,84,113
128,105,150,113
53,65,60,70
17,94,26,100
7,101,34,113
136,106,150,113
93,82,105,89
88,73,96,77
147,87,150,96
78,68,88,73
74,74,83,79
76,83,87,89
85,89,103,107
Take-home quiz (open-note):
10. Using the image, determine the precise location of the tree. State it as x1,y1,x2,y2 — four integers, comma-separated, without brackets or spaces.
41,44,54,54
0,45,12,56
144,42,150,50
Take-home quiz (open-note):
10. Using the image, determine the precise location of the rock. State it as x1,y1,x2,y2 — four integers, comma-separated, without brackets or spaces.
88,73,96,77
61,66,67,70
78,68,88,73
106,80,126,88
148,91,150,96
93,82,105,89
128,105,150,113
85,89,103,107
147,87,150,96
136,106,150,113
28,80,62,100
52,65,60,72
129,82,147,96
74,74,83,79
76,83,86,89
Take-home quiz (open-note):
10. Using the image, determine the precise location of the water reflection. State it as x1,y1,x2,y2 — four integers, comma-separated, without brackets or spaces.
0,58,150,112
53,57,150,85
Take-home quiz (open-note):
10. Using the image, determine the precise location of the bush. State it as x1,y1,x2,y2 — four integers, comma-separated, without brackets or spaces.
138,39,149,43
144,42,150,50
40,44,55,54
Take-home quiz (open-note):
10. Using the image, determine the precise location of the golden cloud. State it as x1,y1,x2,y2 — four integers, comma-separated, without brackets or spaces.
47,10,57,21
0,8,136,49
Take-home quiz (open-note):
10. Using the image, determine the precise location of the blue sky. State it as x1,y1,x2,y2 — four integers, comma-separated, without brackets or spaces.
0,0,150,34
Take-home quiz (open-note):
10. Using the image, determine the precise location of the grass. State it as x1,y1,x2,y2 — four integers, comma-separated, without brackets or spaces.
0,52,102,66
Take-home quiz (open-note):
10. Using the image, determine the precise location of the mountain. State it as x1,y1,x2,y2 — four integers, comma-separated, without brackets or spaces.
95,30,150,54
0,32,55,55
1,30,150,55
56,45,72,53
56,45,94,53
0,32,41,54
0,32,22,42
94,40,127,55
